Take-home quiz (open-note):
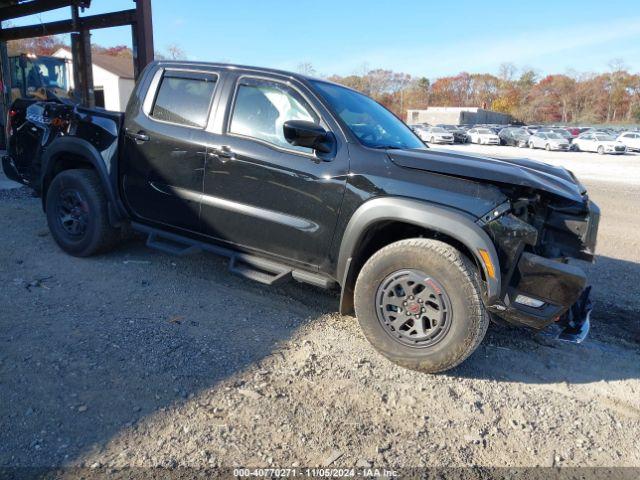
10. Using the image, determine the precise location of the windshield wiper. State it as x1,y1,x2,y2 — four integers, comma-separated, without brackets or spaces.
369,145,405,150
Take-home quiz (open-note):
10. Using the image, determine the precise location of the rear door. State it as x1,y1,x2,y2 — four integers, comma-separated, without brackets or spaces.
121,67,221,233
199,73,349,269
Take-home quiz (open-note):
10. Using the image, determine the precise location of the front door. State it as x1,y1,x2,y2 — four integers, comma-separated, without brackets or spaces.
121,69,220,233
200,75,348,269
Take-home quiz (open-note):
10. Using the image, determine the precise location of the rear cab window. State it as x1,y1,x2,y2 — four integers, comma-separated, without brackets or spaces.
150,71,218,128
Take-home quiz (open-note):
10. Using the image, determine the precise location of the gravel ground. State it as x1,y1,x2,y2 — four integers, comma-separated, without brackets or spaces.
0,146,639,471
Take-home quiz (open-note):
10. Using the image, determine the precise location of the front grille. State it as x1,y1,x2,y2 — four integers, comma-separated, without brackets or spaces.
615,146,625,151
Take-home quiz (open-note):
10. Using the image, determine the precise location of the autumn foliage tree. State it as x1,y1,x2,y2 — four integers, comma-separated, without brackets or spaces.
323,61,640,124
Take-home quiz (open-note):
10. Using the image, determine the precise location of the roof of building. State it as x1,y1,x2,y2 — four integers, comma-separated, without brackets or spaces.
91,53,134,79
54,47,134,79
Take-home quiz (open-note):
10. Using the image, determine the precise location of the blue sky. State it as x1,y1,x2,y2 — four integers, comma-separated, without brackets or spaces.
6,0,640,78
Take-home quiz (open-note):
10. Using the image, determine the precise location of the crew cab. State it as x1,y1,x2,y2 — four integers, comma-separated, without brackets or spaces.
2,61,600,373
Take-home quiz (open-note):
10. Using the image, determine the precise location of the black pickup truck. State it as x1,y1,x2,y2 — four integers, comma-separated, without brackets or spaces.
2,61,599,372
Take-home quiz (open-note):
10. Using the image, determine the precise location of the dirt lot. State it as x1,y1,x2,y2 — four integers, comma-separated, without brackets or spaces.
1,145,639,471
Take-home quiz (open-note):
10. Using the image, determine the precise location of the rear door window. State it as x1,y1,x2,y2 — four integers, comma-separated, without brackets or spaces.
151,71,217,128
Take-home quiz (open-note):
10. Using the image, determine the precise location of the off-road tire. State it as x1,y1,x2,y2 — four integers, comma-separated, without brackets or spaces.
46,169,121,257
354,239,489,373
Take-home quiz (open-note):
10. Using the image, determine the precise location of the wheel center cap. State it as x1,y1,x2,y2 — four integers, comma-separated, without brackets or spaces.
407,302,421,315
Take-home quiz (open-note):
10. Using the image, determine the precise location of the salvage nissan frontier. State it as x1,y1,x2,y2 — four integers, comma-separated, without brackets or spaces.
2,61,600,372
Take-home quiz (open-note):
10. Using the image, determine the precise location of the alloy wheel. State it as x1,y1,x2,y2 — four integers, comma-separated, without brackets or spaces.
376,269,452,348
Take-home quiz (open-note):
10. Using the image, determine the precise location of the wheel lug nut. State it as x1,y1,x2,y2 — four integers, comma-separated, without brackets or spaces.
409,296,414,300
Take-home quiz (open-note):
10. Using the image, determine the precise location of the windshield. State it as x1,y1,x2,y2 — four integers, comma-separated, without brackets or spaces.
595,134,615,141
478,128,492,134
311,81,425,150
431,127,447,133
546,133,563,139
10,56,68,94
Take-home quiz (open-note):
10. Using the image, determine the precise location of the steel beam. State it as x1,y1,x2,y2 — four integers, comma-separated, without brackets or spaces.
131,0,154,78
0,9,136,41
0,0,78,21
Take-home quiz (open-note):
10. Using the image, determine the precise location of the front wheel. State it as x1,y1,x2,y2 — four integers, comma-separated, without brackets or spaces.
430,136,435,144
545,143,551,151
597,146,605,155
46,169,122,257
354,239,489,373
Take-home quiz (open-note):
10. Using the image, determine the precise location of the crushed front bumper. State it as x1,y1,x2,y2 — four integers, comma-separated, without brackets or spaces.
538,286,593,343
488,252,588,330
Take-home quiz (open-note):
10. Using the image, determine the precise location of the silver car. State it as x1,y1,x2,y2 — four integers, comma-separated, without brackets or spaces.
528,132,570,151
419,126,454,144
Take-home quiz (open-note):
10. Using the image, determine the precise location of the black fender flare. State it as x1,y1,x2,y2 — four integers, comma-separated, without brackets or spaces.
40,137,126,222
336,197,501,314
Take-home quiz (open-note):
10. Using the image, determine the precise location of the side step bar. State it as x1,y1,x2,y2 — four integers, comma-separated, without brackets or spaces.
146,232,201,256
132,222,334,289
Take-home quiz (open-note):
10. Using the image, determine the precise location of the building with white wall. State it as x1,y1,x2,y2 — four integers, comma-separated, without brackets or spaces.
53,47,135,112
407,107,512,126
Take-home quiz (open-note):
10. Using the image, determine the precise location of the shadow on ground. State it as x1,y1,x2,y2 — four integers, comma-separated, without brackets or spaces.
1,215,638,468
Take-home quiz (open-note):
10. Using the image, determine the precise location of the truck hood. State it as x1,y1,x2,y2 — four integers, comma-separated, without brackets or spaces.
388,148,586,203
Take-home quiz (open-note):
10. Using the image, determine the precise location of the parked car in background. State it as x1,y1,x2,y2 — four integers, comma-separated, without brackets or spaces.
436,124,468,143
499,127,531,147
565,127,581,138
420,126,454,144
616,131,640,152
408,124,430,140
538,127,574,143
467,127,500,145
573,132,627,154
528,132,570,151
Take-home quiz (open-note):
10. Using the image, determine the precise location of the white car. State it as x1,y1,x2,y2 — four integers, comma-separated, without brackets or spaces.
409,124,430,140
616,131,640,152
528,132,570,151
573,132,627,154
467,128,500,145
419,126,454,144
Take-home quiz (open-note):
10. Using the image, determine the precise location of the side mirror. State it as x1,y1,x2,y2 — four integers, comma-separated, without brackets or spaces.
283,120,333,154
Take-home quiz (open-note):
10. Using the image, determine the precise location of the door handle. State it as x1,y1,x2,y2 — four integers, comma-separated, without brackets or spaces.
211,145,235,162
126,130,150,143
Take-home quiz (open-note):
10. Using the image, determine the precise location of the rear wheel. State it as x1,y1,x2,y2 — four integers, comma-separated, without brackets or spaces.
46,169,121,257
354,239,489,373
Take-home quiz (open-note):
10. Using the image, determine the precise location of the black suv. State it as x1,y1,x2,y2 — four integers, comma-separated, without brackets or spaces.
2,61,599,372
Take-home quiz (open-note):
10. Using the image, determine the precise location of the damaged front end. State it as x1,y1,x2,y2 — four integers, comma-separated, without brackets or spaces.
479,189,600,342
